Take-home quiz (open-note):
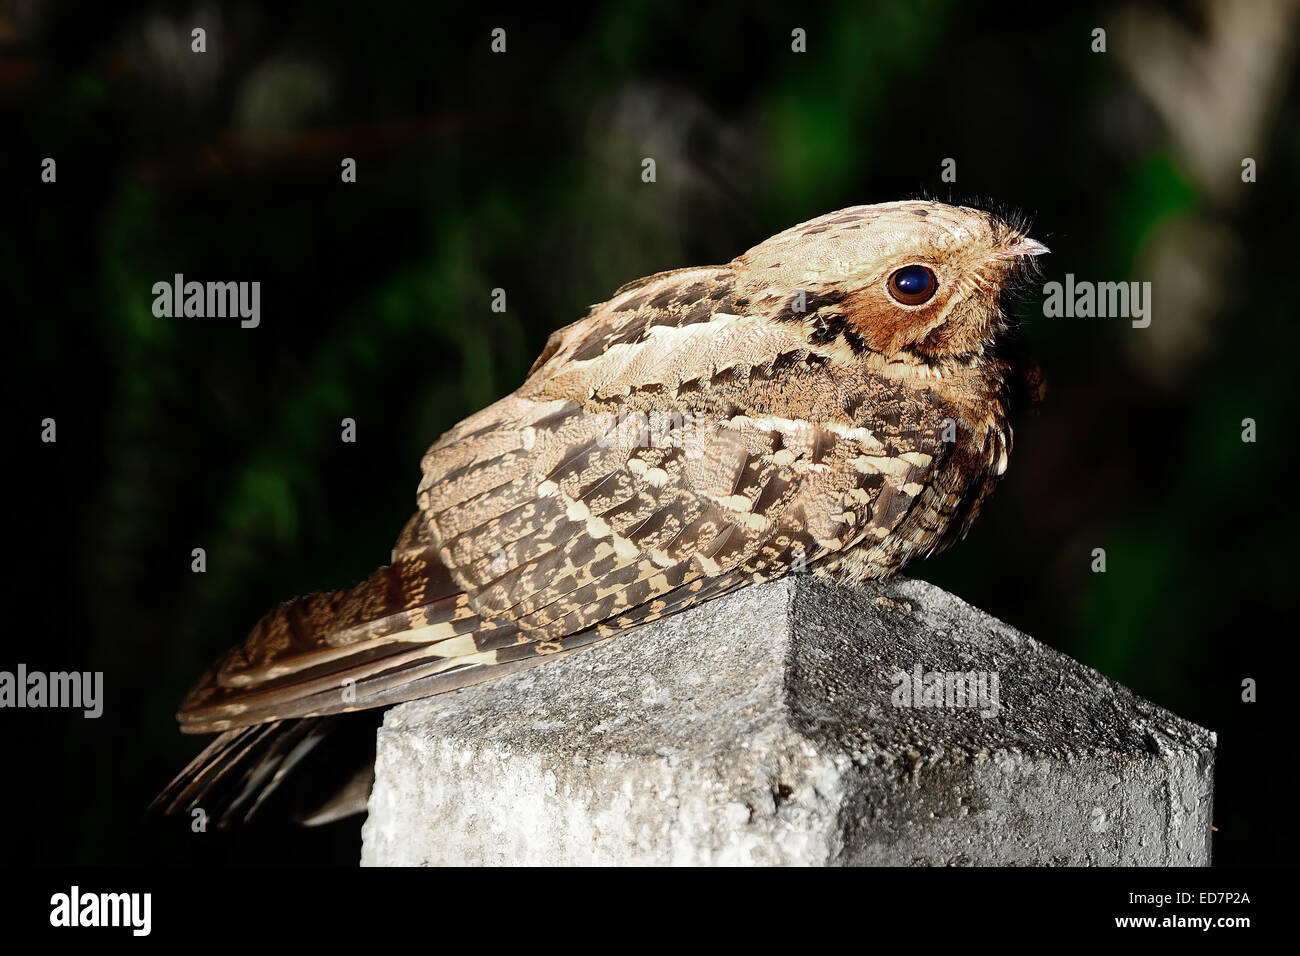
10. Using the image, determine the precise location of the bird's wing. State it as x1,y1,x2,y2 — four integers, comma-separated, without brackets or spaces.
174,265,946,736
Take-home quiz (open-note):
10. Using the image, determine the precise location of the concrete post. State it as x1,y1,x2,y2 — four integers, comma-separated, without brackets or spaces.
361,575,1215,866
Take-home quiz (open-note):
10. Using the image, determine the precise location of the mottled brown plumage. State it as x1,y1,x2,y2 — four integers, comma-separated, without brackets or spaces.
156,200,1047,821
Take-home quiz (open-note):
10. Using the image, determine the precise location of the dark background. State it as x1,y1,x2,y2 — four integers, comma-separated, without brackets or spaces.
2,0,1296,865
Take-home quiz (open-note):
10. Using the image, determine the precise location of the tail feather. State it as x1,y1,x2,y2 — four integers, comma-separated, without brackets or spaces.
222,718,325,823
154,495,779,825
152,714,381,826
175,532,509,734
151,722,285,818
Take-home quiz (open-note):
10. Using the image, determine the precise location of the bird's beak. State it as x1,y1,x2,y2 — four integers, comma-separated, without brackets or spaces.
996,237,1050,259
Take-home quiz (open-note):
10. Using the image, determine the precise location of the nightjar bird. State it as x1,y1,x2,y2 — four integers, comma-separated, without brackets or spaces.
155,200,1048,823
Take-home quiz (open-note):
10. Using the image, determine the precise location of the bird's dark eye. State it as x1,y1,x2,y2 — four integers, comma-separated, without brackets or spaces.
887,265,937,305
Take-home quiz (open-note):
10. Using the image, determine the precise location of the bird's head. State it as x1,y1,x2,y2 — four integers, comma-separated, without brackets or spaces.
735,200,1048,373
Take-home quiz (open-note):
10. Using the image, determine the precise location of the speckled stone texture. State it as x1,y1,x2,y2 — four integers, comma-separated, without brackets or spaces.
360,575,1215,866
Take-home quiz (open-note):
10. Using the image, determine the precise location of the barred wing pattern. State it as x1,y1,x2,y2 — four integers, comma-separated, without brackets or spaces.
174,265,947,737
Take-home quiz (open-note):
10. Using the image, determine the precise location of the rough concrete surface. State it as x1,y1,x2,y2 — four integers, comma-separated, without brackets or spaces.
360,575,1215,866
